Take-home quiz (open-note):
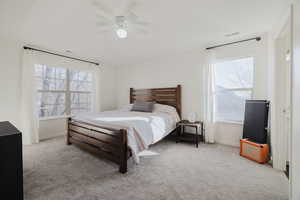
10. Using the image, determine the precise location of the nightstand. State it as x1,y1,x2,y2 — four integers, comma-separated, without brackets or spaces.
176,120,205,148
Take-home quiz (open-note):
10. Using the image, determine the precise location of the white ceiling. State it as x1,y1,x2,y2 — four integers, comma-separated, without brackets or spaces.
0,0,292,66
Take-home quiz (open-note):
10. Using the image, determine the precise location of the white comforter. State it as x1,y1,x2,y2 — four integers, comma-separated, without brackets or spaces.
73,109,179,163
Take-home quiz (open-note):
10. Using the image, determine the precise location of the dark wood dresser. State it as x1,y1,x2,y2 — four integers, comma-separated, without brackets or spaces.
0,121,23,200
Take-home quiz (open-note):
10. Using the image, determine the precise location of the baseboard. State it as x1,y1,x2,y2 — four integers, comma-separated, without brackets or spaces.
215,139,240,147
39,131,66,141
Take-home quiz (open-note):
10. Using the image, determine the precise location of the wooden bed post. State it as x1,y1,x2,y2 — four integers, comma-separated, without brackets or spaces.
176,85,182,119
119,129,128,174
67,118,72,145
130,88,134,104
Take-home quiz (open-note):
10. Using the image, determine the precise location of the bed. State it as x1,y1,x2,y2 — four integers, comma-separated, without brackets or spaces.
67,85,181,173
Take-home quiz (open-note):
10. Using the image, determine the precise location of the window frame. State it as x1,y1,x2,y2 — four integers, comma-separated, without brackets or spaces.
212,57,255,123
35,65,93,120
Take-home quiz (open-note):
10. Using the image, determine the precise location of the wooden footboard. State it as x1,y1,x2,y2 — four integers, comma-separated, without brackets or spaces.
67,118,129,173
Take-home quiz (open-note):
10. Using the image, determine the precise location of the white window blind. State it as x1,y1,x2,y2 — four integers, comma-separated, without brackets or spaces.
213,57,254,122
35,64,93,118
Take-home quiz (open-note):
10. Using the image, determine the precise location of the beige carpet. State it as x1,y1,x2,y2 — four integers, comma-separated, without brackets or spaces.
23,136,288,200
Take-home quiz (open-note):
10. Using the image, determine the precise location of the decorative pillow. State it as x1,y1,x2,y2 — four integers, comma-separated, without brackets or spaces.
131,101,155,112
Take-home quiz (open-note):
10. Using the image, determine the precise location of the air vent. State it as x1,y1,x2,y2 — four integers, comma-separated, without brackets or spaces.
225,32,240,37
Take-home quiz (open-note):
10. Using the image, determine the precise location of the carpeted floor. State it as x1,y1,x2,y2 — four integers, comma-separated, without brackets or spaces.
23,136,288,200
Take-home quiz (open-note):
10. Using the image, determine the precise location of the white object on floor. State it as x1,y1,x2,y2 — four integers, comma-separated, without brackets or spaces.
138,150,160,157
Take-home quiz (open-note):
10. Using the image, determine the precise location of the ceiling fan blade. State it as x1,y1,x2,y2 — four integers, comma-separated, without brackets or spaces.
127,11,139,23
132,21,150,27
127,12,150,29
96,13,113,23
119,0,137,15
134,27,149,35
93,0,113,18
96,21,112,27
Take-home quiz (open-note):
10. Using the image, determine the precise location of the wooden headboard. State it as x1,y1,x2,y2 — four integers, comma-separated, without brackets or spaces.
130,85,182,118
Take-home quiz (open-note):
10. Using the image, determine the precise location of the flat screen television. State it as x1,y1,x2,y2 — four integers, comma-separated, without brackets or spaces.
243,100,269,144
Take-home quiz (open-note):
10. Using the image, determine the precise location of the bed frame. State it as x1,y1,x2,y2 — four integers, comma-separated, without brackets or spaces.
67,85,181,173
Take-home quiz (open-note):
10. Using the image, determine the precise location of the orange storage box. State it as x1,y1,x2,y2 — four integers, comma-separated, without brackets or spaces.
240,139,269,164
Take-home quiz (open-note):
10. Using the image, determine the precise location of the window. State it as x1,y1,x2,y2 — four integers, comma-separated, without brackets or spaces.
35,65,93,118
213,57,254,122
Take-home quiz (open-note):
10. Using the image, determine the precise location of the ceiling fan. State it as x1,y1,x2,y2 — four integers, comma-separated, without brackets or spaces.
93,0,149,39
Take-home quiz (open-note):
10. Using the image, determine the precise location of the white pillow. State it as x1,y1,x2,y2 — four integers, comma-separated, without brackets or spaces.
119,104,133,111
153,104,180,121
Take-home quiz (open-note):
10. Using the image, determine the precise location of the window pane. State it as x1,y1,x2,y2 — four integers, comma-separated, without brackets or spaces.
70,81,80,91
35,66,94,118
69,69,92,92
213,57,254,122
69,70,79,81
45,67,55,79
70,81,92,91
70,93,91,115
34,65,67,91
37,92,66,117
78,71,90,81
55,80,66,90
69,70,91,81
56,67,66,79
214,57,254,89
215,90,251,122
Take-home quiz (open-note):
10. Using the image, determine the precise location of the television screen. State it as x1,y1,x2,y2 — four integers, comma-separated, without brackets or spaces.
243,100,269,144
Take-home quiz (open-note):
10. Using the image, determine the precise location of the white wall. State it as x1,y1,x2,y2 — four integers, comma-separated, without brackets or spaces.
0,37,22,128
99,65,117,111
116,49,205,120
214,122,243,146
116,36,269,147
0,36,117,141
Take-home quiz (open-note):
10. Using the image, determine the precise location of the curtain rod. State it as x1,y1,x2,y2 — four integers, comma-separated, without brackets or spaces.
206,37,261,50
23,46,100,66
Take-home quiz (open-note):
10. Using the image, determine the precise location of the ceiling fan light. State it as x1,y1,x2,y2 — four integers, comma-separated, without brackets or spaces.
116,28,127,38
